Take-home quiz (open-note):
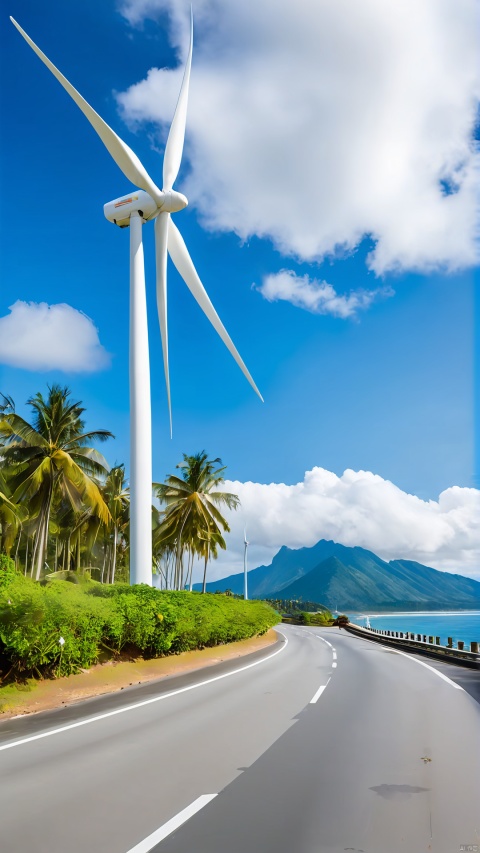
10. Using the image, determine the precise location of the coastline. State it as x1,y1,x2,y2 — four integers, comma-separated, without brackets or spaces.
348,610,480,648
349,609,480,617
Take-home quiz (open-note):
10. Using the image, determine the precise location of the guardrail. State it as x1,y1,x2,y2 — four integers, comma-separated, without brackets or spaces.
345,622,480,669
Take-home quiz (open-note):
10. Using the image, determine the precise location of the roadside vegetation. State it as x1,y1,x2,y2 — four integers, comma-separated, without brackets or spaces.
0,555,279,680
298,610,335,626
0,386,279,686
265,598,335,625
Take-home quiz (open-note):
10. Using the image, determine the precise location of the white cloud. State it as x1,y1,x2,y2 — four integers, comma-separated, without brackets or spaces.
118,0,480,274
195,467,480,583
256,270,393,318
0,301,111,373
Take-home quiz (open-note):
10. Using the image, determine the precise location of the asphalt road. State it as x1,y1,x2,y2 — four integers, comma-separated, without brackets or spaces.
0,625,479,853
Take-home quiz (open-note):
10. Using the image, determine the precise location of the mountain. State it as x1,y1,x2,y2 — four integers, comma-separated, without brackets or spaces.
193,540,343,597
194,540,480,610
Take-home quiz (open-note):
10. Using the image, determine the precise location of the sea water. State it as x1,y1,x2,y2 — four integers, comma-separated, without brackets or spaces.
348,611,480,646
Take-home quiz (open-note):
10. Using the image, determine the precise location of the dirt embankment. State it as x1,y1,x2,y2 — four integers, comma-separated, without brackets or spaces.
0,629,278,719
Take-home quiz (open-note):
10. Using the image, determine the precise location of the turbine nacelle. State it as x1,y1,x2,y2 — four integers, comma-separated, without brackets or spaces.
104,189,188,228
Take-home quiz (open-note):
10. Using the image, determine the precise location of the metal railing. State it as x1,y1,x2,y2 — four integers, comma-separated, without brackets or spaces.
345,622,480,669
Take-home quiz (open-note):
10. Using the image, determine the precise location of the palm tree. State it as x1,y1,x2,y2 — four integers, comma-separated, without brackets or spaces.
101,465,130,584
197,526,225,594
0,395,23,556
152,507,175,589
154,452,239,591
0,466,25,556
0,385,113,580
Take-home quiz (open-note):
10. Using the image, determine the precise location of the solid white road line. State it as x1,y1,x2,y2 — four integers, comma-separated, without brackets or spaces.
126,795,217,852
310,677,331,704
317,636,333,649
387,648,464,690
0,632,289,752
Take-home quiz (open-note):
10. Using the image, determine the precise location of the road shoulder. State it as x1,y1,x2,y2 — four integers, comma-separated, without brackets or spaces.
0,629,278,721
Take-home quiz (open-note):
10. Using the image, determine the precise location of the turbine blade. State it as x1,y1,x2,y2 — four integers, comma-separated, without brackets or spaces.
10,18,163,205
154,212,172,436
167,219,264,401
162,9,193,191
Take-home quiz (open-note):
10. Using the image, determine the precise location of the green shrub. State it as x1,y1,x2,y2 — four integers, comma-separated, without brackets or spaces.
0,578,122,676
299,610,333,626
0,554,17,588
0,579,280,680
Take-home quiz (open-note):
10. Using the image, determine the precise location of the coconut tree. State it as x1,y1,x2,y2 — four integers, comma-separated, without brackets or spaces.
154,452,239,591
197,527,225,594
0,466,25,556
152,507,174,589
101,465,130,584
0,385,113,580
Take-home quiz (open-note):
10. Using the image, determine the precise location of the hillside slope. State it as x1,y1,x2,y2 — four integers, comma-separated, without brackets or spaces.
196,540,480,610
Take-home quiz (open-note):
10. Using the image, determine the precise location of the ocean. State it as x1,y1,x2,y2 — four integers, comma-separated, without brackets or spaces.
348,611,480,647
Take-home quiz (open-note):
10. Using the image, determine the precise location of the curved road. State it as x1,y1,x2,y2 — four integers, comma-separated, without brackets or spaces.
0,625,479,853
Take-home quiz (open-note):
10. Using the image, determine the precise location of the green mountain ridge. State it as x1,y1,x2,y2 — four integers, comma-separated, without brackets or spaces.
194,540,480,610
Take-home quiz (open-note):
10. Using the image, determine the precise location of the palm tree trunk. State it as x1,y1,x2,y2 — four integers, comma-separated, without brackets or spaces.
34,480,54,581
24,535,29,576
188,550,194,591
76,535,81,572
14,527,22,571
175,513,191,590
111,526,118,585
34,521,45,581
201,547,209,594
31,528,38,578
105,544,110,584
101,543,107,584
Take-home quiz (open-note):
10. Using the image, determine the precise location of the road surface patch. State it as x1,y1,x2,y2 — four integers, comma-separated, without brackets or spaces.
387,648,464,689
0,633,289,752
125,795,217,852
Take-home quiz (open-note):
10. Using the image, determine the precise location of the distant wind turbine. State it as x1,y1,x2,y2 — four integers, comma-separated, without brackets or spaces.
243,527,249,601
11,13,263,586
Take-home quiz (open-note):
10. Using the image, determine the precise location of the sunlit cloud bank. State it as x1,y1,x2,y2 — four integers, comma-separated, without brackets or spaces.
255,271,394,318
118,0,480,274
198,468,480,582
0,301,111,373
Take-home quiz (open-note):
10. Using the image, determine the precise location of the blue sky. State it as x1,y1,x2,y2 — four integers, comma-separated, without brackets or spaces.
1,0,479,578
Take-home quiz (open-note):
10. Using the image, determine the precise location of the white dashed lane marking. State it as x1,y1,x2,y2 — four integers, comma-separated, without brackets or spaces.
310,677,331,704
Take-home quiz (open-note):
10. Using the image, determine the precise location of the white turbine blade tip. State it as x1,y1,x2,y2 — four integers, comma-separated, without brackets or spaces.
11,17,162,202
167,221,264,402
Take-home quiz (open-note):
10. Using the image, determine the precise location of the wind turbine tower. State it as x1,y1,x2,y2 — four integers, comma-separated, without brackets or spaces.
243,528,249,601
11,13,262,586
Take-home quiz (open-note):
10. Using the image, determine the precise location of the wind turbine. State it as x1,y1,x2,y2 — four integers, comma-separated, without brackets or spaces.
11,14,263,586
243,527,249,601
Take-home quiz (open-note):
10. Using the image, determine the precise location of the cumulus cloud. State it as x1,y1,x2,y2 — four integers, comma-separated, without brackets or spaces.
0,301,111,373
195,467,480,583
256,270,394,318
118,0,480,274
